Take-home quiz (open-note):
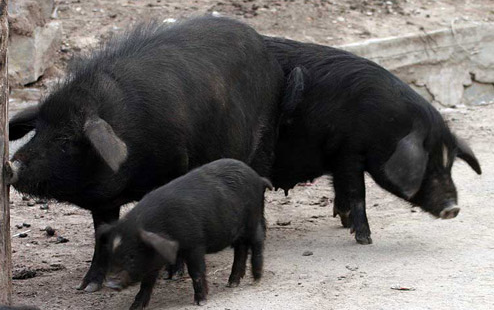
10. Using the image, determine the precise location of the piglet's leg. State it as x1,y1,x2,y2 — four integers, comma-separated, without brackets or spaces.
333,156,372,245
165,255,185,280
130,271,159,310
185,248,208,305
251,221,266,281
227,243,248,287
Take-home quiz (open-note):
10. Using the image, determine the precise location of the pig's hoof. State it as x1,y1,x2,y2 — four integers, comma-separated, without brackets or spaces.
195,299,207,306
83,282,102,292
226,281,239,288
355,234,373,245
439,206,460,219
340,215,352,228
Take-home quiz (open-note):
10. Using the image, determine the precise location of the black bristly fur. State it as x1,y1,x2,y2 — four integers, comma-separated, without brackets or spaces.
264,36,481,244
100,159,270,309
8,17,283,291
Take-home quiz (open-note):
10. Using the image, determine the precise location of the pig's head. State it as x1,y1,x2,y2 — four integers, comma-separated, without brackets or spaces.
6,84,128,202
281,66,482,219
383,117,482,219
97,223,179,291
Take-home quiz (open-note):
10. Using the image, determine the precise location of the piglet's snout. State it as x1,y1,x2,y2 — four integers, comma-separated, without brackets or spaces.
439,203,460,219
104,279,123,291
5,160,22,185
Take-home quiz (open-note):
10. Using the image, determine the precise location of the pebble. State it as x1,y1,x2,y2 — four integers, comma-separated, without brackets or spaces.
276,220,291,226
302,250,313,256
23,223,31,227
44,226,56,236
19,233,28,238
27,200,36,206
15,224,23,229
40,204,49,210
346,264,359,271
56,236,69,244
12,268,37,279
22,196,29,201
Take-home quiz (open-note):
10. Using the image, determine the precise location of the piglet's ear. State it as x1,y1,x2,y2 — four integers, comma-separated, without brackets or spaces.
84,116,128,172
455,135,482,175
384,129,429,199
9,105,39,140
140,230,179,265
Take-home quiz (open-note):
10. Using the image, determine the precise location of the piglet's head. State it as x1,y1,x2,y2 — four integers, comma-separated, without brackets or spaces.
97,223,179,291
384,125,481,219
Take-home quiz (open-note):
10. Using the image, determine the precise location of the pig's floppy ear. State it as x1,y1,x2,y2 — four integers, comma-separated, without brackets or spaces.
384,129,428,199
9,105,39,140
282,66,308,116
84,116,128,172
455,135,482,175
139,230,179,264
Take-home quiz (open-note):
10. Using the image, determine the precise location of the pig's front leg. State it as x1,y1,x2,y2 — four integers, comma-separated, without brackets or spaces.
333,157,372,244
77,207,120,292
130,272,159,310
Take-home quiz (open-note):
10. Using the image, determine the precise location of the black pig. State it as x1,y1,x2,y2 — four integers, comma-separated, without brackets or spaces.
264,36,481,244
5,17,283,291
98,159,271,309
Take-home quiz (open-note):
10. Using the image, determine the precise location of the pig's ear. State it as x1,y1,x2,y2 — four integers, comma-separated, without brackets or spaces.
84,117,128,172
139,230,179,264
455,135,482,175
282,66,309,116
384,129,428,199
9,105,39,140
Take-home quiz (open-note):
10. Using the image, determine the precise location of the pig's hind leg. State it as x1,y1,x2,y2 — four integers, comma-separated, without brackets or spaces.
227,243,248,287
185,248,208,305
333,156,372,245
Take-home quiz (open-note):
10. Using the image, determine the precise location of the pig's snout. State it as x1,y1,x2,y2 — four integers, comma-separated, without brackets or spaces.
104,270,131,291
439,204,460,219
5,160,22,185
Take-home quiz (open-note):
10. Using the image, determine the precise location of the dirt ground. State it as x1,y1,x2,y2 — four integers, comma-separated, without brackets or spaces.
7,0,494,309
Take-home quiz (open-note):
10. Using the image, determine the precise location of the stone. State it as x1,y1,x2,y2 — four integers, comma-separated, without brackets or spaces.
9,21,62,86
463,81,494,106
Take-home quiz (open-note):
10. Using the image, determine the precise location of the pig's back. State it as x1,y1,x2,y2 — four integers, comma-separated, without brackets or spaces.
130,159,265,252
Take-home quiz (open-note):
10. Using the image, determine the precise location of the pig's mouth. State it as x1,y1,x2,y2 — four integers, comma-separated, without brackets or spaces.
5,160,22,185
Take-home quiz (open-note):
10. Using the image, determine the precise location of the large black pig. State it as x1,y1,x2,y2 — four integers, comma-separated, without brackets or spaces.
5,17,283,292
99,159,271,309
264,36,481,245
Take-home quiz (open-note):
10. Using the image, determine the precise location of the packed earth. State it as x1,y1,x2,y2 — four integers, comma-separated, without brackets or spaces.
8,0,494,309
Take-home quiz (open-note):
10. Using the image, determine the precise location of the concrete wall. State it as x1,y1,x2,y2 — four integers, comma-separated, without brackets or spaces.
340,23,494,108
